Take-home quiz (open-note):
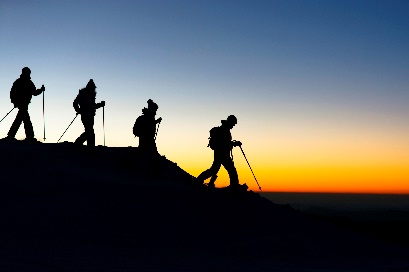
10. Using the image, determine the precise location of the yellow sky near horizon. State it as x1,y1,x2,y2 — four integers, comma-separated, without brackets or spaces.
161,117,409,194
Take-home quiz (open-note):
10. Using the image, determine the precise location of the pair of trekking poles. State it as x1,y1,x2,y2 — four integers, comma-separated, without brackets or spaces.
57,106,106,146
0,91,47,141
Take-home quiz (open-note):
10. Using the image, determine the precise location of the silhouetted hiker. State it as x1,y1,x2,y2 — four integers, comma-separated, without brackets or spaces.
197,115,242,188
133,99,162,156
4,67,45,142
73,79,105,148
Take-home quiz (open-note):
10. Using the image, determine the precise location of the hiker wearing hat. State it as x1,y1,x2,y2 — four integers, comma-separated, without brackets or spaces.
73,79,105,148
197,115,242,188
133,99,162,155
5,67,45,142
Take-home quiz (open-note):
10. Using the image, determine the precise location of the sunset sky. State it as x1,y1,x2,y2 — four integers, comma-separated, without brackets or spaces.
1,0,408,193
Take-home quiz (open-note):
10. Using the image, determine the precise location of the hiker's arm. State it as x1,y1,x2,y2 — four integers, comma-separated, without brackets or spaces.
32,83,45,96
95,101,105,109
232,140,242,147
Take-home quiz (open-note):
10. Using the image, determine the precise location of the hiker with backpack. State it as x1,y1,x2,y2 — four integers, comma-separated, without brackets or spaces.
73,79,105,148
133,99,162,156
4,67,45,142
197,115,242,188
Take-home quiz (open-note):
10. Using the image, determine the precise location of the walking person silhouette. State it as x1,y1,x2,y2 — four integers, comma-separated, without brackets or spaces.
133,99,162,156
197,115,243,189
73,79,105,148
5,67,45,142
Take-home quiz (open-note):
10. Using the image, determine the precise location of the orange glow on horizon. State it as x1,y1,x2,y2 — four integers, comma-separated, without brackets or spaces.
181,161,409,194
131,107,409,195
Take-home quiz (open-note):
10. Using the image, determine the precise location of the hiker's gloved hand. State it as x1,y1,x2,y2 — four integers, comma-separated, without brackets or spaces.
233,141,242,147
100,101,105,107
41,85,45,92
157,117,162,123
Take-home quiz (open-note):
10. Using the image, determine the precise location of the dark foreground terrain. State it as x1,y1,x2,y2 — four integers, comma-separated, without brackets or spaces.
0,141,408,271
262,192,409,248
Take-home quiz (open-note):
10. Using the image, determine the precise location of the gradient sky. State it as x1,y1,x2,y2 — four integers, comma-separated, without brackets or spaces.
1,0,408,193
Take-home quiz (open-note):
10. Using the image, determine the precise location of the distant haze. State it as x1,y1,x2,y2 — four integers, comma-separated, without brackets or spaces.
262,192,409,211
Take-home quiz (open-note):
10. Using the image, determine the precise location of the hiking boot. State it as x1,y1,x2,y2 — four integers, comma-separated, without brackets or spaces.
0,136,17,141
73,142,84,149
193,177,205,187
227,183,248,192
24,137,40,143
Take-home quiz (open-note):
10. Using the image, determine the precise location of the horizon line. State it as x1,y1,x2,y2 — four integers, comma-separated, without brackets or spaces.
260,191,409,195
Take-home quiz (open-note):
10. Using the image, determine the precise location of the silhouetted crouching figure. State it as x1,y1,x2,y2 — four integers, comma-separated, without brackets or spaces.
133,99,162,156
73,79,105,148
197,115,242,188
6,67,45,142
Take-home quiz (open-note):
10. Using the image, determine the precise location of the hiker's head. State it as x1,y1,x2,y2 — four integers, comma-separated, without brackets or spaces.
226,115,237,128
86,79,97,96
147,99,158,112
21,67,31,78
86,79,96,89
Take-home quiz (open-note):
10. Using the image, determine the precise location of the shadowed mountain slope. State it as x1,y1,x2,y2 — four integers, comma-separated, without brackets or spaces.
0,141,407,271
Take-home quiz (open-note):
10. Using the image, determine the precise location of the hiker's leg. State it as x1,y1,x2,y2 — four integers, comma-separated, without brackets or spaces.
74,132,87,145
87,128,95,147
147,137,158,155
82,115,95,147
222,156,239,186
85,126,95,147
141,137,159,172
197,153,221,183
75,115,89,145
208,174,218,187
8,109,24,138
138,136,149,156
21,109,34,139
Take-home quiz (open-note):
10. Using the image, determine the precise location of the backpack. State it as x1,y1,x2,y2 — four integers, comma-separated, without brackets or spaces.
208,126,222,150
133,115,146,137
10,84,18,105
10,79,23,105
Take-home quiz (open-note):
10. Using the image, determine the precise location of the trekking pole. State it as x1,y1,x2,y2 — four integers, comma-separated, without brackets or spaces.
0,107,15,124
57,114,78,143
42,88,46,141
239,145,262,192
154,120,161,141
102,105,105,146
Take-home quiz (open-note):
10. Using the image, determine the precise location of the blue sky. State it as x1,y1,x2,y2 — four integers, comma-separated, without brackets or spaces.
1,0,409,191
